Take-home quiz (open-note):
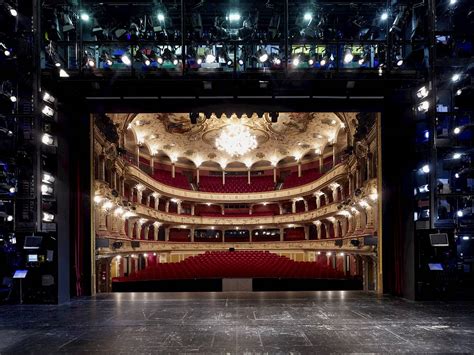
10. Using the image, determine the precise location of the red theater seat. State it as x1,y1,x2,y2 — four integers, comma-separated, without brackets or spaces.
113,251,347,282
152,168,191,190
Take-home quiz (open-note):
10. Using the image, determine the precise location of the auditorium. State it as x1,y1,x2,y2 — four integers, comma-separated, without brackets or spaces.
0,0,473,353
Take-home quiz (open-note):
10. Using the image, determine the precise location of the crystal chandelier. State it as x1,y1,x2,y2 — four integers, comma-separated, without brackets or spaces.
215,123,258,157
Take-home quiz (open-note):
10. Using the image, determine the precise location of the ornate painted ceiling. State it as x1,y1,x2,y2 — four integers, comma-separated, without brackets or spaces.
110,112,357,169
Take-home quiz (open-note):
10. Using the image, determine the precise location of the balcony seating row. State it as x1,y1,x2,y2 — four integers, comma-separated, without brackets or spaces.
152,169,191,190
113,251,347,281
199,175,275,193
282,170,323,189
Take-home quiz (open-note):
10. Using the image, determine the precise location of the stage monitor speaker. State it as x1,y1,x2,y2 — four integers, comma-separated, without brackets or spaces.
363,236,378,246
429,233,449,247
96,238,110,248
24,235,43,249
131,241,140,248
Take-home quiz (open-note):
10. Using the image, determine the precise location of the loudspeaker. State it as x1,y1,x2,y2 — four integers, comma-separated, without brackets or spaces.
429,233,449,247
96,238,110,248
270,112,279,123
131,241,140,248
190,112,199,124
363,236,378,246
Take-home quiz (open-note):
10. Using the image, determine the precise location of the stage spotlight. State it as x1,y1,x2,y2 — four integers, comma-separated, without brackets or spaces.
42,212,55,222
43,92,55,104
303,12,313,22
42,173,55,183
157,13,165,22
320,57,327,66
157,56,164,64
7,5,17,17
9,187,16,193
452,73,461,82
41,133,55,146
121,54,131,66
9,95,16,103
416,86,429,99
173,59,178,65
453,153,462,159
205,52,216,63
457,210,463,217
455,173,460,178
238,59,244,65
257,48,269,63
80,13,90,22
417,101,430,112
272,56,281,65
453,127,461,134
449,0,457,5
396,56,404,66
41,184,54,195
343,50,353,64
42,105,54,117
228,12,241,22
292,56,300,66
421,164,430,174
378,64,384,75
456,89,462,96
381,12,389,21
59,69,70,77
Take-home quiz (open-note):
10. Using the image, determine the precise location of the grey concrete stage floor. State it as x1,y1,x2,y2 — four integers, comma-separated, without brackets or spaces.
1,291,474,354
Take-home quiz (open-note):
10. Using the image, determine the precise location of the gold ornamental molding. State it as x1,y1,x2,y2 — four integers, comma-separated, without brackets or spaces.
124,162,348,203
134,202,339,226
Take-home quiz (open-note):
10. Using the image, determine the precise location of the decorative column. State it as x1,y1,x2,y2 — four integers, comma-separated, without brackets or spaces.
153,224,160,241
348,174,352,196
136,185,144,204
190,227,195,242
319,157,323,172
146,194,151,207
273,167,277,183
314,221,322,239
304,225,309,240
291,200,296,213
249,205,253,215
177,200,182,215
278,203,283,215
136,221,144,240
164,227,170,241
248,169,251,184
315,194,321,208
136,146,140,167
196,167,200,184
119,218,127,237
165,200,170,213
303,199,308,212
172,163,175,178
150,156,154,173
143,224,150,241
100,156,106,180
191,204,195,216
222,170,225,185
332,145,336,167
279,227,284,241
153,193,160,209
298,161,302,177
221,205,225,215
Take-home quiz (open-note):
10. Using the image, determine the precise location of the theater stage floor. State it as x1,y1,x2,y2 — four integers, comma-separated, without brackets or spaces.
1,291,474,354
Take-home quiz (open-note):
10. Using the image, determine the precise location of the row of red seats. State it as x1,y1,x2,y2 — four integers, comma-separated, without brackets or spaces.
199,175,275,193
198,211,274,217
282,170,323,189
152,169,191,190
113,251,347,282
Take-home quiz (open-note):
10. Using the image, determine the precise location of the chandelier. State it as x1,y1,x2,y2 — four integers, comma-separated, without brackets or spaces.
215,123,258,156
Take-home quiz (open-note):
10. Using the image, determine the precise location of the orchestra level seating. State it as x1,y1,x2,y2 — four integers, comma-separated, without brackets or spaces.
113,251,347,282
